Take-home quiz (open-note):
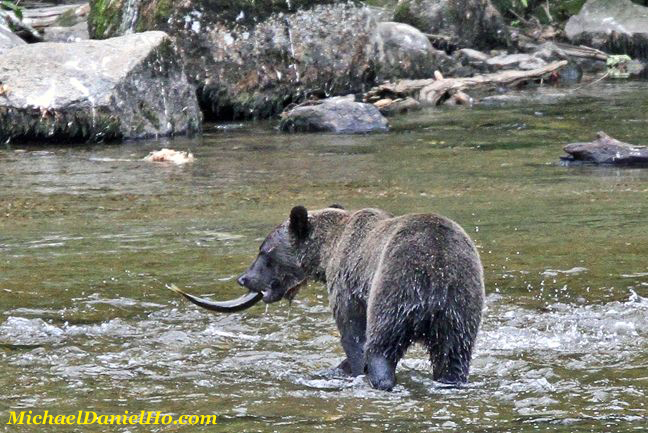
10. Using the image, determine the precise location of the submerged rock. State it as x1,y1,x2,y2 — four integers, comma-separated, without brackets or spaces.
566,0,648,60
279,96,389,134
89,1,379,120
374,21,451,81
0,31,201,143
393,0,510,51
562,132,648,166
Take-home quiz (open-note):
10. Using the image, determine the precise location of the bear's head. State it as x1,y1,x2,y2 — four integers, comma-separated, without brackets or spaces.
236,206,312,303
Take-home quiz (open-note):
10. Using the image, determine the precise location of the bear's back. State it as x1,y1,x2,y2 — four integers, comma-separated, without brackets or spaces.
326,209,483,304
375,213,483,290
324,208,393,297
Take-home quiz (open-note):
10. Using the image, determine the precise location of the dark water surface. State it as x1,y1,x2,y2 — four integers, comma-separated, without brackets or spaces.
1,82,647,432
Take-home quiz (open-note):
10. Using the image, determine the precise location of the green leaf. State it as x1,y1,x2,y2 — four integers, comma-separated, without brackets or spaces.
1,1,23,20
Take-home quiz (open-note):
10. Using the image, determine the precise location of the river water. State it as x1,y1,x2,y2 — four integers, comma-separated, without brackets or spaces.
1,81,647,432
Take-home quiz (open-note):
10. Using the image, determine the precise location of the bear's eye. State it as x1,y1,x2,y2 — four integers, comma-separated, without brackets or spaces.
264,256,273,268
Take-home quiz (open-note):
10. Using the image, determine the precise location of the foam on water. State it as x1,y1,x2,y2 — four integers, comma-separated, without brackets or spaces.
2,81,648,431
1,293,646,414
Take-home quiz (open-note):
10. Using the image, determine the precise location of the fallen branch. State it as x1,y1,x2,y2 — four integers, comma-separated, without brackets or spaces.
365,60,568,107
508,8,530,26
22,3,88,30
569,71,610,92
0,3,87,43
554,42,608,62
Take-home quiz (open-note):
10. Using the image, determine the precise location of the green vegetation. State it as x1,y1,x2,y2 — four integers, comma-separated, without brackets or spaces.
90,0,343,38
86,0,648,41
393,1,430,33
88,0,124,39
1,0,23,33
135,0,173,32
0,0,22,20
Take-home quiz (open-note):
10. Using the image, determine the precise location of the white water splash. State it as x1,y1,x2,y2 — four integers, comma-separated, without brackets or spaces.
541,267,588,277
0,317,64,345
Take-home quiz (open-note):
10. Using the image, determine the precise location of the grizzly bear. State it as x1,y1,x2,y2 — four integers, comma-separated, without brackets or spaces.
173,205,485,391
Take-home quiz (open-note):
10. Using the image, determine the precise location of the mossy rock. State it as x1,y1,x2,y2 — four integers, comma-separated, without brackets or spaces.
491,0,587,23
89,0,341,39
88,1,380,120
394,0,510,50
566,0,648,60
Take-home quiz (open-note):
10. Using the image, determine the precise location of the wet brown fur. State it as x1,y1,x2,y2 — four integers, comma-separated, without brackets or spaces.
240,206,485,389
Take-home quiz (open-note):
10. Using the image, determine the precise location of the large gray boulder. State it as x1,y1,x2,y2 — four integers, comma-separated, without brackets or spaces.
0,20,26,54
393,0,510,51
566,0,648,60
0,31,201,143
280,96,389,134
89,1,380,120
374,21,452,81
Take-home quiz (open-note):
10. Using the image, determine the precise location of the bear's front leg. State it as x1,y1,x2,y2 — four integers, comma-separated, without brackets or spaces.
334,298,367,377
365,351,396,391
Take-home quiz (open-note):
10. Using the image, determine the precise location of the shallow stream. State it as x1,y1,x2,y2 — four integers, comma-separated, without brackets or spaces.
1,81,647,432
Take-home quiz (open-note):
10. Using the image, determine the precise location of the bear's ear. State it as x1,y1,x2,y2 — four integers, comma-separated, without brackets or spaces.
289,205,310,242
328,203,344,209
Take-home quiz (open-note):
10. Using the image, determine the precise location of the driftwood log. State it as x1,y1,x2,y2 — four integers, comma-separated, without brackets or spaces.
0,3,87,42
562,132,648,166
21,3,88,30
365,60,567,113
554,42,608,62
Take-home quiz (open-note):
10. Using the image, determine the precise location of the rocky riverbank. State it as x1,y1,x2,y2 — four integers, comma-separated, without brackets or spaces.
1,0,648,142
